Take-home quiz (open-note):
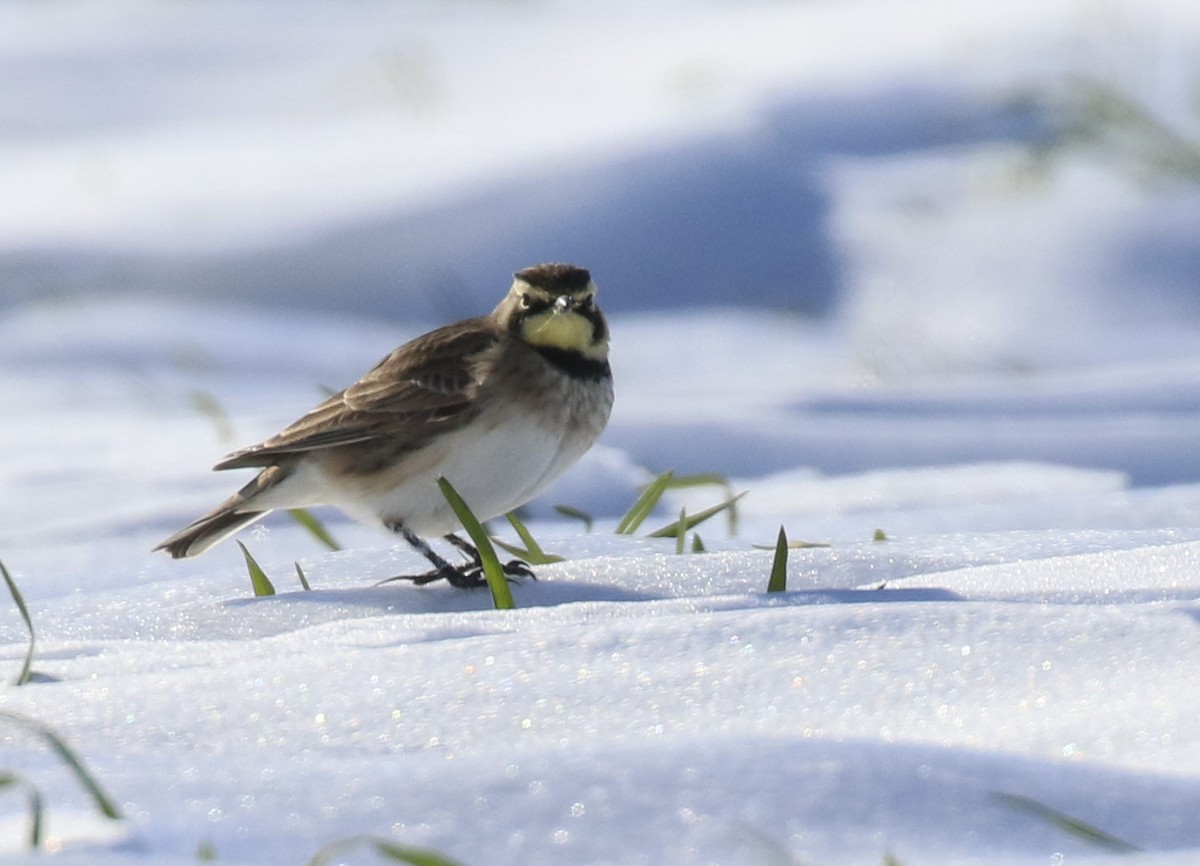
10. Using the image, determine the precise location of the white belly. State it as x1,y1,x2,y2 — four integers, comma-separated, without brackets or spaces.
329,412,594,536
250,369,612,539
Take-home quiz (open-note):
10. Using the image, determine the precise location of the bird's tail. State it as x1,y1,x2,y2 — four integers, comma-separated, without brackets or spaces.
154,465,290,559
154,506,266,559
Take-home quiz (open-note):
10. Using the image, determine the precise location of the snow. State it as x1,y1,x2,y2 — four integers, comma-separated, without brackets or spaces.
4,1,1200,864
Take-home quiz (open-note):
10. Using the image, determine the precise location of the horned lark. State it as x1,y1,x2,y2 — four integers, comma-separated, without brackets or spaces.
155,263,613,588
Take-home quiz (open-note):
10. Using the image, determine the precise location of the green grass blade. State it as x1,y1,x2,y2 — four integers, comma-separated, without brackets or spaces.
646,492,747,538
501,513,563,565
294,562,313,591
492,536,565,565
287,508,342,552
767,525,788,593
992,792,1141,852
373,839,472,866
553,504,594,532
37,728,122,822
236,542,276,597
0,771,45,849
1,560,35,686
752,539,831,550
674,507,687,554
506,512,542,555
0,709,123,821
663,472,740,532
27,781,43,849
437,477,515,610
306,835,469,866
663,472,730,488
615,470,674,535
691,533,706,553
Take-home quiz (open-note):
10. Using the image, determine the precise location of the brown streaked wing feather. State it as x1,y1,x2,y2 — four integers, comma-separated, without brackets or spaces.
215,319,500,470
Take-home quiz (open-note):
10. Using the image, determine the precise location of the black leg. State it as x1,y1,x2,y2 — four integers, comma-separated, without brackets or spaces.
379,523,537,589
443,533,536,581
378,524,486,589
443,533,479,561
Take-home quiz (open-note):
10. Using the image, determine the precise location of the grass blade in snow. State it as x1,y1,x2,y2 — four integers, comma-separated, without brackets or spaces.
236,541,276,597
615,469,674,535
287,507,341,551
2,560,35,686
306,834,470,866
497,512,564,564
767,526,788,593
664,472,740,532
553,504,594,532
0,710,123,822
993,792,1140,852
0,771,45,848
437,477,515,610
647,492,747,538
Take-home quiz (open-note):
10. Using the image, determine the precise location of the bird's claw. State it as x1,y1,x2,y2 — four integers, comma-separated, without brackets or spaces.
502,559,536,580
379,558,533,589
457,558,536,586
378,564,484,588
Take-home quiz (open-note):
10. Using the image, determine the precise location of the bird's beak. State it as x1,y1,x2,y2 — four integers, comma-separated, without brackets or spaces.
554,295,573,312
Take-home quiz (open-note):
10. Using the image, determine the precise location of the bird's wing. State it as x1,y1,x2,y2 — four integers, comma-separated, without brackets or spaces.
214,320,500,470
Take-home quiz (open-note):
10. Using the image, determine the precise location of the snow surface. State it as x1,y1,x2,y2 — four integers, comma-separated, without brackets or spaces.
4,1,1200,864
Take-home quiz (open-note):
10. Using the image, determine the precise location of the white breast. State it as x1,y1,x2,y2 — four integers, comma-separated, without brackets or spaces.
253,365,612,540
329,409,598,537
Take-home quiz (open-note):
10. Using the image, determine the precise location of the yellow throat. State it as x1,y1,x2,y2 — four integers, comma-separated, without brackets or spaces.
521,306,606,360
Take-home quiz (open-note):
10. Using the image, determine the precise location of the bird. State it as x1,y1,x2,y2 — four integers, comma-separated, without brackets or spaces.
155,263,613,588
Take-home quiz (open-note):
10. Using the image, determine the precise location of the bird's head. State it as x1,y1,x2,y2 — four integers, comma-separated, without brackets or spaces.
498,263,609,362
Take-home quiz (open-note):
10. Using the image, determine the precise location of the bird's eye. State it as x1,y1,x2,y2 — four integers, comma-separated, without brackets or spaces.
578,295,594,311
520,294,533,308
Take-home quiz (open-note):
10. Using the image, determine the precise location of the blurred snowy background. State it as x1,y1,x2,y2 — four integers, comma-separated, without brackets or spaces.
4,1,1198,345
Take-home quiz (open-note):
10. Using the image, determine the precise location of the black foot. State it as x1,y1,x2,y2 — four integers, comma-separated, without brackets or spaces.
498,559,536,581
379,525,535,590
378,564,487,589
378,560,530,589
460,559,536,584
444,533,535,583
